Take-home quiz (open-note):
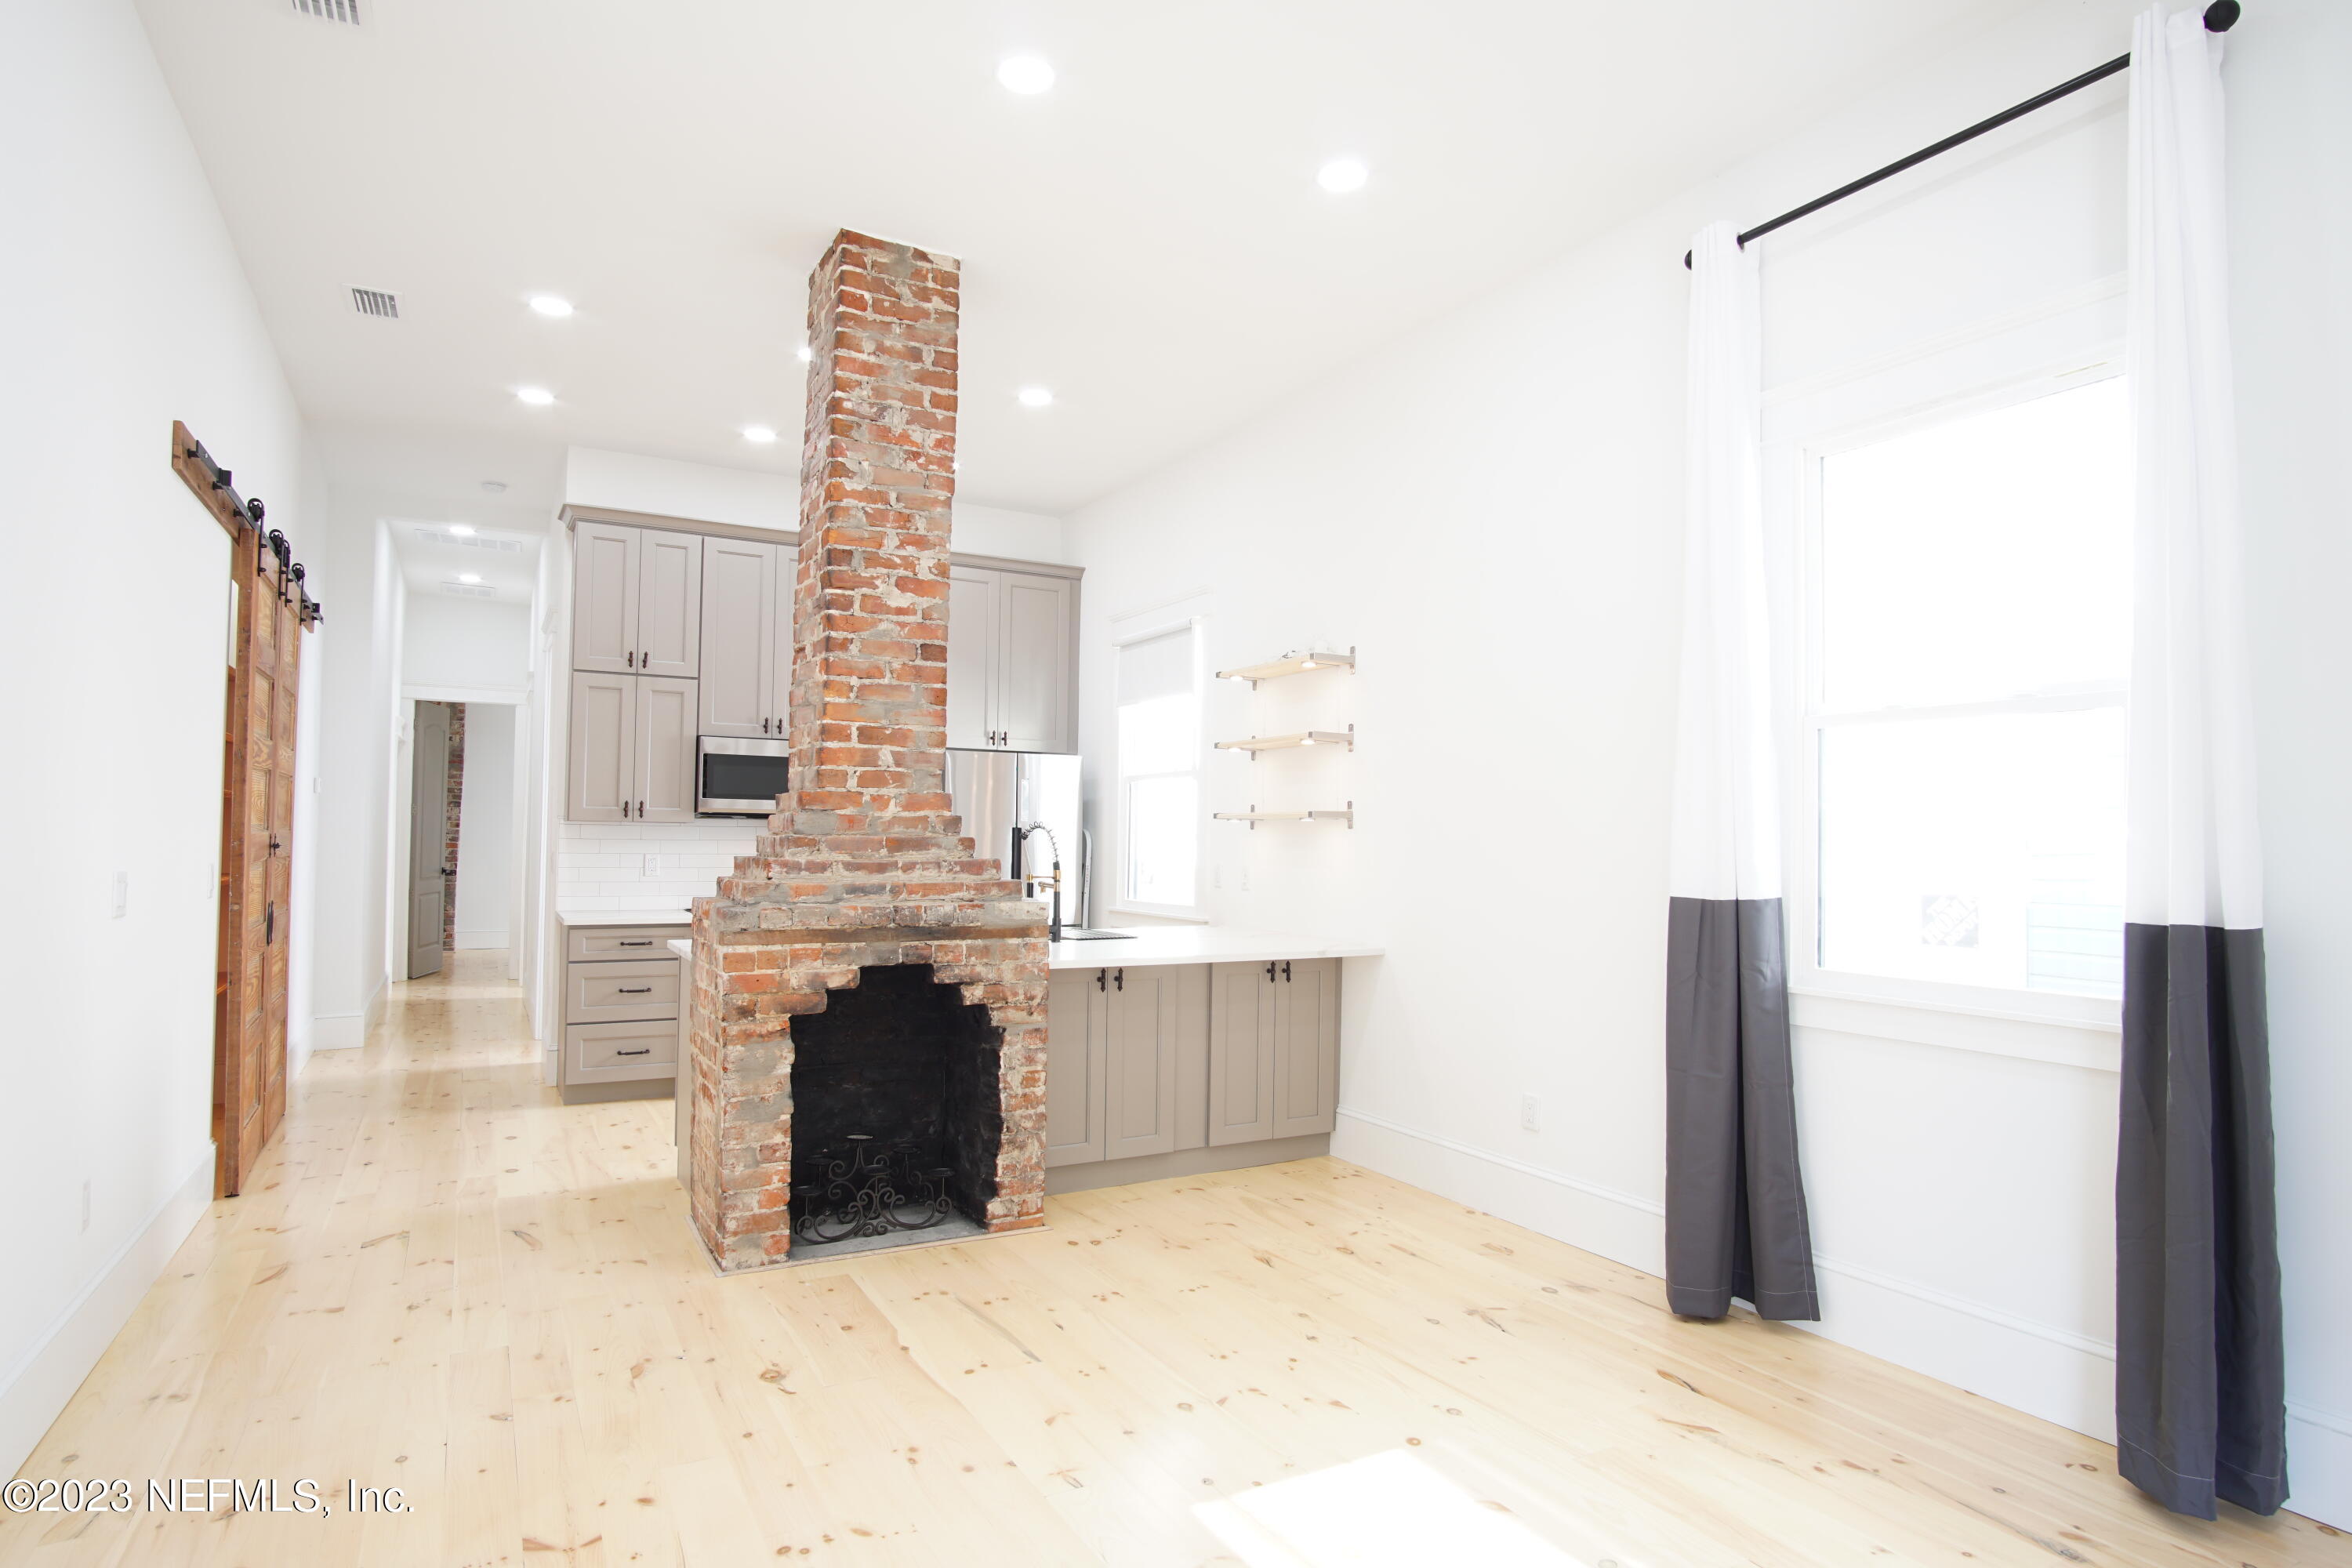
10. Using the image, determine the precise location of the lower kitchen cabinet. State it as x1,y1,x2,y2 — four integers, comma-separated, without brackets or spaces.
1046,959,1336,1185
559,922,685,1103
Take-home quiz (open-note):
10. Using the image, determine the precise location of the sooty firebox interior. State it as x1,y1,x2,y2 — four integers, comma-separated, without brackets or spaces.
786,964,1005,1250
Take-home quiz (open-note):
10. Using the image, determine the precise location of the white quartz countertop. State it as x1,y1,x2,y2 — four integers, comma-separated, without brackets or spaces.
557,909,695,928
1046,925,1381,970
646,922,1379,970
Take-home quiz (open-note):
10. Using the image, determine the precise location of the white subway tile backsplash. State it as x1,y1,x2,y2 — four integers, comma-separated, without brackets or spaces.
555,818,761,909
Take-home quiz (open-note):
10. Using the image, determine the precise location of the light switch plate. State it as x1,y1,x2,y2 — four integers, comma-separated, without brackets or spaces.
110,872,129,920
1519,1094,1541,1133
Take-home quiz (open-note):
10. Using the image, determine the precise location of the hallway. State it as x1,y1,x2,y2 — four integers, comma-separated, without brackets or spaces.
3,955,2343,1566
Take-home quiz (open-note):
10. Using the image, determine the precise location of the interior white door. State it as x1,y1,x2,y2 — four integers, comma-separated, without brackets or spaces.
636,530,703,678
698,539,778,738
946,565,998,748
406,701,451,979
571,522,640,674
635,676,699,822
994,572,1073,753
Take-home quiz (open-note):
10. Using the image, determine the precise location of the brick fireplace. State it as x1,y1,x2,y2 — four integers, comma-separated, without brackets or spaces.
684,230,1049,1273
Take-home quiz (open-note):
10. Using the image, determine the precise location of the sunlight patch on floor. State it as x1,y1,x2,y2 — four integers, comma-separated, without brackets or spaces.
1196,1448,1633,1568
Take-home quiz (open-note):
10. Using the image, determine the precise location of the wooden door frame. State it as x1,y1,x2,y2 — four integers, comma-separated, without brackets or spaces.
172,423,320,1197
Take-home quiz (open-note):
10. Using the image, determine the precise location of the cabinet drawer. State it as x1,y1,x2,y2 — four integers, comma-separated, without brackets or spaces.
566,957,680,1025
565,924,688,962
566,1020,677,1083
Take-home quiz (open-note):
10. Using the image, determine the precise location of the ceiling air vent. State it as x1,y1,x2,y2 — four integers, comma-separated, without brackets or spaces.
351,287,398,319
412,527,523,553
442,582,497,600
292,0,362,24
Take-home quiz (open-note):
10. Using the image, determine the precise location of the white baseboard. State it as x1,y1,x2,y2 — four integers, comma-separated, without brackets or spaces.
453,931,508,950
313,978,387,1051
0,1150,214,1478
1333,1105,2347,1524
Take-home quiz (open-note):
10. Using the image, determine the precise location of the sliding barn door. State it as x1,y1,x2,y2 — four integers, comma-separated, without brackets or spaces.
214,524,307,1197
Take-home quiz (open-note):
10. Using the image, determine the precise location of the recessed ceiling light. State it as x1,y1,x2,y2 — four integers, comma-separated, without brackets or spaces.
996,55,1054,94
1017,387,1054,408
457,572,481,585
797,343,813,363
742,426,778,444
515,386,555,406
528,295,573,318
1316,158,1370,194
447,524,476,536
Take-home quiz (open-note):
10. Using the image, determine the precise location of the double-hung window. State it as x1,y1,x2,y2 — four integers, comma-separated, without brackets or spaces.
1115,624,1202,914
1799,372,2131,1004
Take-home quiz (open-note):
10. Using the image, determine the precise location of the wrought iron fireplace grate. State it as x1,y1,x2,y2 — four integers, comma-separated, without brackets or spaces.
791,1134,956,1247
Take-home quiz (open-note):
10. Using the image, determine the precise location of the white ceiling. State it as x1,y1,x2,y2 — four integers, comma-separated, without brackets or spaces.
140,0,2034,516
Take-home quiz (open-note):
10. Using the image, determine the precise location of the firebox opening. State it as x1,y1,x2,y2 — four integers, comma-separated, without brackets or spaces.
787,964,1004,1249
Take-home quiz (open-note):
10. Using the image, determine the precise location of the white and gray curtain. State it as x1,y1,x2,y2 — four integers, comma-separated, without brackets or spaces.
2115,4,2285,1519
1663,221,1818,1323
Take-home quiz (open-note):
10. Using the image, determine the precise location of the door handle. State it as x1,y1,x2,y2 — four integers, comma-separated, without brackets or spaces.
441,866,456,877
615,1048,652,1057
617,986,653,994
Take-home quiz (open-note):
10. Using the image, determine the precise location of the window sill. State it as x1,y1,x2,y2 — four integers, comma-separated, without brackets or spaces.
1103,906,1213,926
1789,985,2122,1073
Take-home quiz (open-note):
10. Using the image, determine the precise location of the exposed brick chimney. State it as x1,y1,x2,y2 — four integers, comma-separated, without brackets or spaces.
684,230,1050,1273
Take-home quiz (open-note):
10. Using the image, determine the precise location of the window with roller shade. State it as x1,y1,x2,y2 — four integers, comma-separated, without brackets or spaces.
1116,625,1201,913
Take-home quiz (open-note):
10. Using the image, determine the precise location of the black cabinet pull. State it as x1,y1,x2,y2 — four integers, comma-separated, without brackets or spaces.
1282,960,1293,983
1112,967,1124,992
1094,967,1106,992
615,1048,651,1057
618,939,654,946
617,985,652,994
626,650,635,667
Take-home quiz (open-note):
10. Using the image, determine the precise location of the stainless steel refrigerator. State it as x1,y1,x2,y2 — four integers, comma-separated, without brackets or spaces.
946,750,1087,933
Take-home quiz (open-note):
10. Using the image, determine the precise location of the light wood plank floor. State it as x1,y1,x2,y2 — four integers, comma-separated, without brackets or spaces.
5,951,2343,1566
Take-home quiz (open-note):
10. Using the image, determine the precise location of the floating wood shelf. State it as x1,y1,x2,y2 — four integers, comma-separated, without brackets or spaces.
1214,648,1356,686
1213,802,1355,829
1213,728,1355,756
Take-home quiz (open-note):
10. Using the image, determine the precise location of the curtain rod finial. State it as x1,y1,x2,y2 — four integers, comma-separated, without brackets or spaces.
2205,0,2241,32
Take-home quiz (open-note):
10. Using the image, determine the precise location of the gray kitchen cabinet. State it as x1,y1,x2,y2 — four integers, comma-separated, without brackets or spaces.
1271,958,1341,1138
572,521,640,674
568,671,635,822
697,537,782,739
1207,959,1341,1145
1207,962,1279,1146
1102,964,1204,1161
634,675,699,822
1044,970,1108,1167
947,564,1074,752
637,529,703,677
946,565,997,750
572,521,702,678
567,671,696,822
559,920,686,1103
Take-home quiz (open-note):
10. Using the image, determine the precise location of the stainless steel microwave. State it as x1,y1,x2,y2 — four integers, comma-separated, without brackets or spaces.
697,735,789,816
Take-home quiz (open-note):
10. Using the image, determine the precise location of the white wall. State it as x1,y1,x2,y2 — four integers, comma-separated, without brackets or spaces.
312,517,403,1050
454,703,518,949
402,593,532,695
0,0,310,1476
1067,0,2349,1526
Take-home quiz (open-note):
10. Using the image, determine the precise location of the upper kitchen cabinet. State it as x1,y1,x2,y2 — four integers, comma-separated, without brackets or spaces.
572,521,702,678
698,537,784,739
948,563,1076,752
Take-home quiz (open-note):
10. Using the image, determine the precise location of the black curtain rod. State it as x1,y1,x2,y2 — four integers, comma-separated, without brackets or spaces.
1683,0,2242,267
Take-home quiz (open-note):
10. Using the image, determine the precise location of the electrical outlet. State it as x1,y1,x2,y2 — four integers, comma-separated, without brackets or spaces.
80,1180,92,1234
1519,1094,1541,1133
643,854,664,877
1213,863,1225,891
1240,865,1252,892
110,872,129,920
